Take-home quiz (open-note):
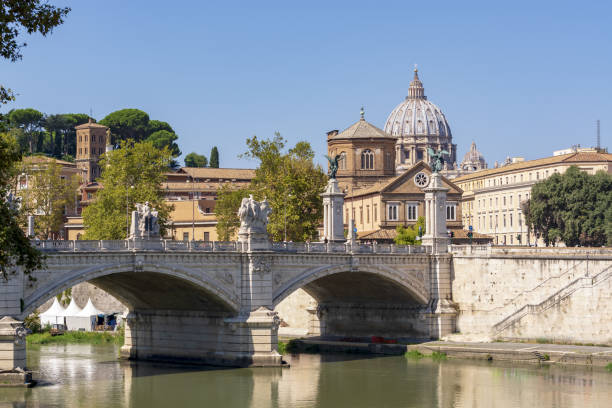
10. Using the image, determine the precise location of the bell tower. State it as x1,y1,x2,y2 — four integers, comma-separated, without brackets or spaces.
75,118,109,183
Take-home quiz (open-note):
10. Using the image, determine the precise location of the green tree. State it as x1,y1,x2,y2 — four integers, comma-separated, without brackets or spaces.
43,113,89,158
148,120,174,134
1,1,71,104
215,184,250,241
8,108,44,153
0,133,43,280
82,140,173,239
242,133,327,241
525,166,612,246
100,109,150,144
394,216,425,245
147,130,181,157
210,146,219,168
18,158,80,238
184,152,208,167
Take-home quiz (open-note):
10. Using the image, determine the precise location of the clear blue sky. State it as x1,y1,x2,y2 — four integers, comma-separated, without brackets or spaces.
3,0,611,168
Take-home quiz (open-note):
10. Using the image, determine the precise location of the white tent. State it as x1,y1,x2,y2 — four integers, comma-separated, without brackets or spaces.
63,299,85,331
40,298,66,327
73,299,103,332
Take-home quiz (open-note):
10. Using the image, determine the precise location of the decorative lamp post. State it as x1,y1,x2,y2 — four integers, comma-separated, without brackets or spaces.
284,193,292,242
126,185,134,239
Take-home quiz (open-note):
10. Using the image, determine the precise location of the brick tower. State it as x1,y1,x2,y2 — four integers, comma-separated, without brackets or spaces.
75,118,109,183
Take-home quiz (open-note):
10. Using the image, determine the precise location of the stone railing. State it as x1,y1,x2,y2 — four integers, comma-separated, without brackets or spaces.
31,240,429,255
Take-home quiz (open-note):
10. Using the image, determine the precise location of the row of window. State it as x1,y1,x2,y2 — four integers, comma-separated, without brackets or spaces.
78,147,105,156
384,203,457,222
478,212,524,231
182,231,211,241
477,193,529,211
463,169,559,191
331,150,394,171
78,134,105,143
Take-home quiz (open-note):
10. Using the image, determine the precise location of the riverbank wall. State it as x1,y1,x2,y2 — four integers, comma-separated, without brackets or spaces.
450,246,612,344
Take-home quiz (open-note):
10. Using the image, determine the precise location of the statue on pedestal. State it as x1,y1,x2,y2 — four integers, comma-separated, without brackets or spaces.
130,201,160,239
324,154,341,180
238,195,271,234
427,147,449,173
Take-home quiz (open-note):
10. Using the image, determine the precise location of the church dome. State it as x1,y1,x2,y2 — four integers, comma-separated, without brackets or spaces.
460,141,487,171
383,69,452,138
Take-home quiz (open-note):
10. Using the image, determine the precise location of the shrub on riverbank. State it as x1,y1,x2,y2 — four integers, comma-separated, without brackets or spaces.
606,363,612,372
27,330,124,345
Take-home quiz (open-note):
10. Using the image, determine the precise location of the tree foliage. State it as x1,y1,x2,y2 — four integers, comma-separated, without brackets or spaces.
184,152,208,167
215,184,250,241
525,166,612,247
147,130,181,157
8,108,43,153
394,216,425,245
0,133,43,280
210,146,219,168
99,109,150,144
18,158,80,239
1,1,70,104
82,140,173,239
238,133,327,241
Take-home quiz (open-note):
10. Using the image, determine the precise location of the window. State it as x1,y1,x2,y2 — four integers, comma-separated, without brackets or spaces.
510,195,513,206
84,148,88,154
387,203,399,221
406,203,418,221
521,174,524,182
446,204,456,221
503,215,506,227
204,232,210,241
510,213,513,227
183,232,189,241
359,206,363,224
339,152,347,169
373,204,377,222
352,208,355,221
366,205,370,223
417,150,424,160
345,208,348,222
361,149,374,169
536,172,539,180
495,197,498,208
503,196,506,206
87,193,93,199
79,135,82,142
85,135,88,142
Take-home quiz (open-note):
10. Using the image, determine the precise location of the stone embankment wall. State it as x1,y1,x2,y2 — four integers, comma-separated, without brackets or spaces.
451,246,612,344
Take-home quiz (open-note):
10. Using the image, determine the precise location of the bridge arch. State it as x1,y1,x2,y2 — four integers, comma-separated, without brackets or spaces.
273,263,429,308
23,262,240,318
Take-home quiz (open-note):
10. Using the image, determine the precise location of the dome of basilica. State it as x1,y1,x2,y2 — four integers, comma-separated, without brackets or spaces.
383,69,452,139
460,141,487,171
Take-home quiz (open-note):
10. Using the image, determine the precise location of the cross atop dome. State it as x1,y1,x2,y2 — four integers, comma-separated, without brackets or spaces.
408,65,426,100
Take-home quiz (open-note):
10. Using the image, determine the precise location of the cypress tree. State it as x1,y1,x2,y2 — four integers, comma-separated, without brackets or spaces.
210,146,219,168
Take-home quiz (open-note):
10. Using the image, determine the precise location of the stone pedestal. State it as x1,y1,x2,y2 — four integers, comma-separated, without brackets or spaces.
0,317,32,387
0,317,26,371
321,179,346,242
421,173,450,254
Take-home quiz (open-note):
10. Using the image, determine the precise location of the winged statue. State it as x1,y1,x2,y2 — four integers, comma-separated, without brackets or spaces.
427,148,449,173
325,154,342,180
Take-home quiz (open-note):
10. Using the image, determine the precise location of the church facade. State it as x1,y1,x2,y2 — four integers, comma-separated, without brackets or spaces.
326,68,489,242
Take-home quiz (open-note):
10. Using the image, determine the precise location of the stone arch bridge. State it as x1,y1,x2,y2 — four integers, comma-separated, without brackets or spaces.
0,239,455,368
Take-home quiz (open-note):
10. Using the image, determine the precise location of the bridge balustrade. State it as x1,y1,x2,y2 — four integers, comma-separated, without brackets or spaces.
30,240,426,255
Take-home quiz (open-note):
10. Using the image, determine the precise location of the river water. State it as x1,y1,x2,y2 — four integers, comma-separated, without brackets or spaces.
1,344,611,407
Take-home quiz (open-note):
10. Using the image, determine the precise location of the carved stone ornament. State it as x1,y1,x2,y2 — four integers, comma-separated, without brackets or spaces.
238,195,272,234
250,256,271,278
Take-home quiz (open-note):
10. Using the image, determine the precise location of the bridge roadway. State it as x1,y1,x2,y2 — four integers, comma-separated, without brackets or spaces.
0,239,455,369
